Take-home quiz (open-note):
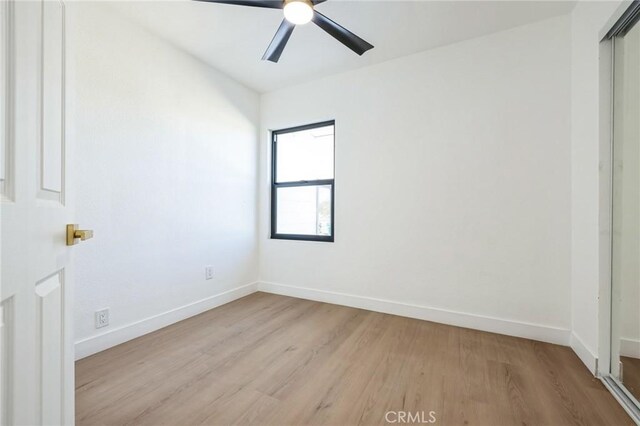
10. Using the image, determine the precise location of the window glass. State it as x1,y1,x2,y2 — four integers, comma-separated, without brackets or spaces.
276,185,332,236
275,125,334,182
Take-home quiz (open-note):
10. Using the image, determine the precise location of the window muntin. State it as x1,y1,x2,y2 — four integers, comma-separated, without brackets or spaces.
271,121,335,242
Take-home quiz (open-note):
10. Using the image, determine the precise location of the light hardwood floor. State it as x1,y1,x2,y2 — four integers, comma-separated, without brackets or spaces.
76,292,633,426
621,356,640,404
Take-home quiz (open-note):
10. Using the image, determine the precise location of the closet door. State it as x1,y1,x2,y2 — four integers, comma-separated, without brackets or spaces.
610,9,640,411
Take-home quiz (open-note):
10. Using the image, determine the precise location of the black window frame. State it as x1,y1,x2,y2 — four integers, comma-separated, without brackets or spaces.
271,120,335,243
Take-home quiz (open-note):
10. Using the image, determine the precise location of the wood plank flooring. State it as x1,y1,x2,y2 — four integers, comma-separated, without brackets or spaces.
622,356,640,403
76,292,633,426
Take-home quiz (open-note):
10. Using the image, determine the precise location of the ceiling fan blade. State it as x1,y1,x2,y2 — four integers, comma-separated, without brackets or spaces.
311,10,373,55
262,19,295,63
192,0,283,9
312,0,328,4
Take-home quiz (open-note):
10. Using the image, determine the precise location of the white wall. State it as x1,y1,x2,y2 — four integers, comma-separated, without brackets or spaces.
259,16,573,344
69,3,260,358
569,0,626,372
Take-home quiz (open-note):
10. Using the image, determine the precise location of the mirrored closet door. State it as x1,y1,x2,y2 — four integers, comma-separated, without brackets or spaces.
610,5,640,416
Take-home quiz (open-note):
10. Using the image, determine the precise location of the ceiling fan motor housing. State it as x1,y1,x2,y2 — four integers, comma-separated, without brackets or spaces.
284,0,313,7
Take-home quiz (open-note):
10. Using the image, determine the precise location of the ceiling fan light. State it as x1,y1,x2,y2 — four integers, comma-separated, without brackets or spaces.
284,0,313,25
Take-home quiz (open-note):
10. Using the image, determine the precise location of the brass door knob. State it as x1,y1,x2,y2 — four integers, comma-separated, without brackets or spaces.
66,224,94,246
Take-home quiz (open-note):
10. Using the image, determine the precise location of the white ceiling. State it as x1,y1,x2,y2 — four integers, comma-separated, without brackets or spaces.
109,0,576,93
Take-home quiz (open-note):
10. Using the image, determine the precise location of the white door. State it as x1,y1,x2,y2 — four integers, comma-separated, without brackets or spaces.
1,0,80,424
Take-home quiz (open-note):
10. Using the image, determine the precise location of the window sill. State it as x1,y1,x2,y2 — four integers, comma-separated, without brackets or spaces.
270,235,334,243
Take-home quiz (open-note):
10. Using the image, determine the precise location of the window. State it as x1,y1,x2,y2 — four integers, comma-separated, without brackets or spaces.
271,121,335,242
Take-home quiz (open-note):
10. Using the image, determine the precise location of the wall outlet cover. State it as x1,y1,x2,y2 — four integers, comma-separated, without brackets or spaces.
95,308,109,329
205,266,214,280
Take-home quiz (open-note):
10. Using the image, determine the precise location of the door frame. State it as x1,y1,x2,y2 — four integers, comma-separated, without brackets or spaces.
598,1,640,421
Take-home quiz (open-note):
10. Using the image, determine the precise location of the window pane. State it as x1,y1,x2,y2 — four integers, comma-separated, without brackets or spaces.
276,185,332,236
275,124,334,182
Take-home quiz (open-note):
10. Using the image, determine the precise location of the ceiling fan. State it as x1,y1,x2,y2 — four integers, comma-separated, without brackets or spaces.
194,0,374,63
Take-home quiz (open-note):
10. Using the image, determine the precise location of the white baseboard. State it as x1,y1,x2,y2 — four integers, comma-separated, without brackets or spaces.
257,281,571,346
621,338,640,359
570,332,598,374
74,282,259,360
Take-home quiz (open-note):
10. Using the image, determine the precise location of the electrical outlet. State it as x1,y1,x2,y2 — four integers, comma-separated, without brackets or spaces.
95,308,109,329
205,266,214,280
